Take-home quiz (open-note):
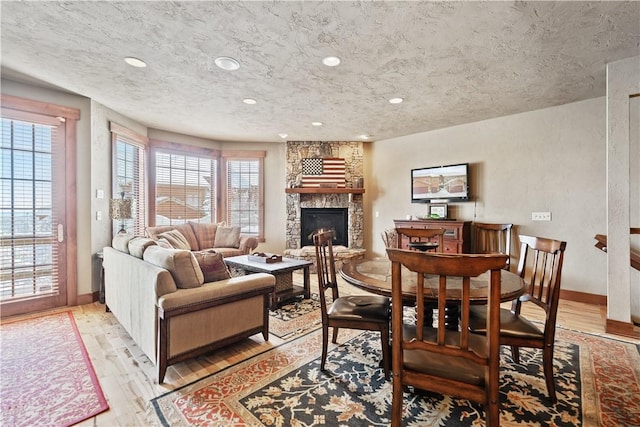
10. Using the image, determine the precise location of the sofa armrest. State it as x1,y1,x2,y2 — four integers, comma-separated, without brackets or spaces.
239,235,259,254
157,273,274,313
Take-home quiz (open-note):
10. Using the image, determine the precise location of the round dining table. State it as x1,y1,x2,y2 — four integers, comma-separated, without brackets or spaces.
340,257,525,330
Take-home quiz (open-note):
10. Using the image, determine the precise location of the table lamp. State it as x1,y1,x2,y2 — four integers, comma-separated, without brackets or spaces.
109,191,132,234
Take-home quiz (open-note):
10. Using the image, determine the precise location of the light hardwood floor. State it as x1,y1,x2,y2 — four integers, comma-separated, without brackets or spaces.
2,273,639,426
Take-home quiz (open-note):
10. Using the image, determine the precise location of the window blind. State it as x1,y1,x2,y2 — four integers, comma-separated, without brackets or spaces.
0,117,61,302
225,158,261,235
154,150,216,225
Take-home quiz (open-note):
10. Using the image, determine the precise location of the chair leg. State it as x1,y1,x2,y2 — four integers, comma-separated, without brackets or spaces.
510,346,520,364
391,372,404,427
321,325,329,371
332,326,339,344
381,327,390,380
543,345,557,403
486,401,500,427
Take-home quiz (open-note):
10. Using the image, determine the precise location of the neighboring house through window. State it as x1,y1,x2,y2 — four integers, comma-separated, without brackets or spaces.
149,140,218,227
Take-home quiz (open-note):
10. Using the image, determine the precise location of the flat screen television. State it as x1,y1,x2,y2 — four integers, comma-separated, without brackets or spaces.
411,163,470,203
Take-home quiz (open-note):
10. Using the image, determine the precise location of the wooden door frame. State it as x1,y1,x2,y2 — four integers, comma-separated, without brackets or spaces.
0,94,79,316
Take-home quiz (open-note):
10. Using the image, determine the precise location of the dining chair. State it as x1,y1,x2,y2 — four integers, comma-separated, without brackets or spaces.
386,248,508,427
313,230,391,379
395,227,445,252
472,222,513,270
381,228,398,248
469,234,567,403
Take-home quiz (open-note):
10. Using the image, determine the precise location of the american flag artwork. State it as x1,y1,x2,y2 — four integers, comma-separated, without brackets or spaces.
301,158,346,188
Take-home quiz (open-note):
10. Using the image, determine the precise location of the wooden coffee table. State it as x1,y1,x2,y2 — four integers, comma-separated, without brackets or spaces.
224,255,312,309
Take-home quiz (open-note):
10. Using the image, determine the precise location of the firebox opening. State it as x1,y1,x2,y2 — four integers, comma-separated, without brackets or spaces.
301,208,348,247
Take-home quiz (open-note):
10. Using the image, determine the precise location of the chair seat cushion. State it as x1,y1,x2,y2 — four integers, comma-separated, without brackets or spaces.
328,295,390,322
469,305,544,340
402,325,487,385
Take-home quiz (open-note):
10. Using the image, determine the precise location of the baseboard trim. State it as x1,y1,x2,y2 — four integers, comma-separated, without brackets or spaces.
77,291,99,306
606,318,640,339
559,289,606,306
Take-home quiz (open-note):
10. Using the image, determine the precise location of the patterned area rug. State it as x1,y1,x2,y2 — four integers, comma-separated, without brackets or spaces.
0,311,109,427
150,327,640,426
269,294,322,339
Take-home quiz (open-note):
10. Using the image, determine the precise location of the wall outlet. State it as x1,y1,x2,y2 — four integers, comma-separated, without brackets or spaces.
532,211,551,221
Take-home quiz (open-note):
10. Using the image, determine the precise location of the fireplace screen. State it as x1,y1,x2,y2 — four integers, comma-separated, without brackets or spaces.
300,208,348,247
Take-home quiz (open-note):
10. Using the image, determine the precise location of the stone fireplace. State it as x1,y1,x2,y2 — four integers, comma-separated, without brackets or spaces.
283,141,366,271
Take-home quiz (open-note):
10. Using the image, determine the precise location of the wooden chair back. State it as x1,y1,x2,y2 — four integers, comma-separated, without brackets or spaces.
395,227,445,252
381,228,398,248
313,229,339,320
513,235,567,341
472,222,513,269
386,248,507,427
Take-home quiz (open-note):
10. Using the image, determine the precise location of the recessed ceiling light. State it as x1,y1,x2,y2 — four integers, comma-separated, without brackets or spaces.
278,133,288,139
214,56,240,71
359,134,370,140
322,56,341,67
124,57,147,68
243,98,257,105
389,97,404,104
311,122,323,126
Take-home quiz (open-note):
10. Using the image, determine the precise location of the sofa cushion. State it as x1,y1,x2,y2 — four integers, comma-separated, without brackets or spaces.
112,233,134,253
146,224,199,251
143,246,204,289
158,229,191,250
128,236,157,258
192,250,231,282
214,226,241,248
189,221,219,250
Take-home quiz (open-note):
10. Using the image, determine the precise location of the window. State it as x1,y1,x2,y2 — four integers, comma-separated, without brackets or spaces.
110,123,147,236
222,151,264,239
150,142,217,226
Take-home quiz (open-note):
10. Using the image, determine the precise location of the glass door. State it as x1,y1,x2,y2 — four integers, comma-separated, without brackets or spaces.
1,114,68,316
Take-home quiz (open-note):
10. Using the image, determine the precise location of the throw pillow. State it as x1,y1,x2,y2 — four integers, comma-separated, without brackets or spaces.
188,221,218,250
156,238,173,249
128,236,157,259
146,224,199,250
192,250,231,282
143,246,204,289
158,229,191,250
214,226,241,248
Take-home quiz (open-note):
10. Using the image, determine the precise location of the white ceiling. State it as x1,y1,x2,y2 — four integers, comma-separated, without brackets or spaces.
1,1,639,143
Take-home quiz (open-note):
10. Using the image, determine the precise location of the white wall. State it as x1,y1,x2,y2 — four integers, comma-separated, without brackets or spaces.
368,97,607,296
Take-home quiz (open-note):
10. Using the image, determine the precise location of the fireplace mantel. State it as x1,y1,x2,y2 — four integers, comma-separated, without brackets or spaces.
285,188,365,194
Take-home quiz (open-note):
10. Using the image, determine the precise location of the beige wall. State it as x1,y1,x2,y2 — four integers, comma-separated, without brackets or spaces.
606,55,640,323
368,97,607,296
2,77,617,301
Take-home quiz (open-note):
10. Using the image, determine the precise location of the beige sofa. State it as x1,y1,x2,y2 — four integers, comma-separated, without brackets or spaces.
104,235,275,383
145,222,259,257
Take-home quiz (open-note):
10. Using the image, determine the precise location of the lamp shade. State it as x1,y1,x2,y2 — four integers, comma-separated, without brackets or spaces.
109,198,132,220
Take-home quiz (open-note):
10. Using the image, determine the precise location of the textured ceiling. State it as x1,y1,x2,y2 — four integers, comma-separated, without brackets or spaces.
1,1,639,142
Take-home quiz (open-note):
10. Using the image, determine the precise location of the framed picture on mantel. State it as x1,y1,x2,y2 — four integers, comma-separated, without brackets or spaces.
428,204,448,219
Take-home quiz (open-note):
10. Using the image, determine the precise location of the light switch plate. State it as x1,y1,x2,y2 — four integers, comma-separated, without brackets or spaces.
532,212,551,221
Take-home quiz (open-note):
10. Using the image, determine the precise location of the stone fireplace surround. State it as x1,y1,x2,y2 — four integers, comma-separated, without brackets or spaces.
283,141,366,272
